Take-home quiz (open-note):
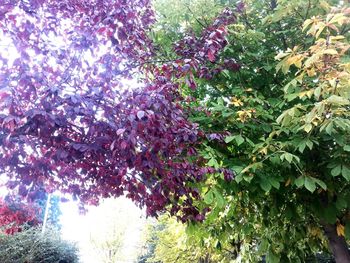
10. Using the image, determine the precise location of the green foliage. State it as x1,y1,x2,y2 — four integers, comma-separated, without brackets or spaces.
151,0,350,262
152,0,226,58
0,226,79,263
138,216,232,263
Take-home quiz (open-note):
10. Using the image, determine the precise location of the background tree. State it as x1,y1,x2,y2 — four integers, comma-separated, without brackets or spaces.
137,215,231,263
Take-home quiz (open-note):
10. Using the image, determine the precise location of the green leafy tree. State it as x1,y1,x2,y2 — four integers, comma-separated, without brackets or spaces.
138,215,231,263
151,0,350,262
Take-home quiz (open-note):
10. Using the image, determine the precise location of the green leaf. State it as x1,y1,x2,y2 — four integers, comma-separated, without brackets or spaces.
242,224,253,235
207,158,219,168
336,196,347,210
235,173,243,183
225,135,244,146
295,176,305,188
305,140,313,150
327,162,338,169
235,135,245,146
260,179,271,192
326,95,350,105
258,239,269,253
266,249,280,263
304,123,313,133
186,222,196,236
245,138,255,147
344,145,350,152
305,177,316,193
314,86,321,99
269,155,281,164
276,111,286,124
284,153,293,163
222,111,234,117
342,165,350,181
325,121,334,135
298,141,306,153
314,178,327,190
268,177,280,189
331,165,342,177
213,188,225,208
243,174,254,182
224,136,235,143
204,190,214,204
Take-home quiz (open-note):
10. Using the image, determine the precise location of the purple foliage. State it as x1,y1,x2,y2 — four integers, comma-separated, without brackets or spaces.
0,0,239,221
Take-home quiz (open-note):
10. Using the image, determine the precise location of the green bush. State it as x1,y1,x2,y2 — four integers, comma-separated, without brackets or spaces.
0,226,79,263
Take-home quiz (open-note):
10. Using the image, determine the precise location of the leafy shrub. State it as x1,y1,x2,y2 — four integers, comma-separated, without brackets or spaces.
0,226,79,263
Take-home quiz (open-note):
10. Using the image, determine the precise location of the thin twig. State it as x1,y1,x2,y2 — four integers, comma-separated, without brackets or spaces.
185,4,207,29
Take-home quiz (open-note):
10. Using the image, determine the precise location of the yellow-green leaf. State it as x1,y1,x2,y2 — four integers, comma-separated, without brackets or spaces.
204,190,214,204
304,123,313,133
326,95,350,105
314,86,322,100
322,49,338,55
302,19,313,32
275,52,290,60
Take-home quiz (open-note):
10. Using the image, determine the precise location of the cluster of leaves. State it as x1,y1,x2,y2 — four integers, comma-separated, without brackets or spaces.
0,0,154,203
0,226,79,263
0,196,40,235
137,215,231,263
0,0,238,221
172,6,241,84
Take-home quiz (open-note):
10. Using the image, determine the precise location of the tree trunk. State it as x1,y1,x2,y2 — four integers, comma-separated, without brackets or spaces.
322,222,350,263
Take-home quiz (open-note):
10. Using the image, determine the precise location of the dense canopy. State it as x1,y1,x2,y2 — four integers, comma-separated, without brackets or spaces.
0,0,236,221
1,0,350,262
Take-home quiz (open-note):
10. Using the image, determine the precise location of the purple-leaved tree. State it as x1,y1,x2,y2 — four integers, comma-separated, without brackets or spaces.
0,0,237,221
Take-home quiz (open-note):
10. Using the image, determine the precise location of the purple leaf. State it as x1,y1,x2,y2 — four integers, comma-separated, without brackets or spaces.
117,128,126,135
137,110,145,120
